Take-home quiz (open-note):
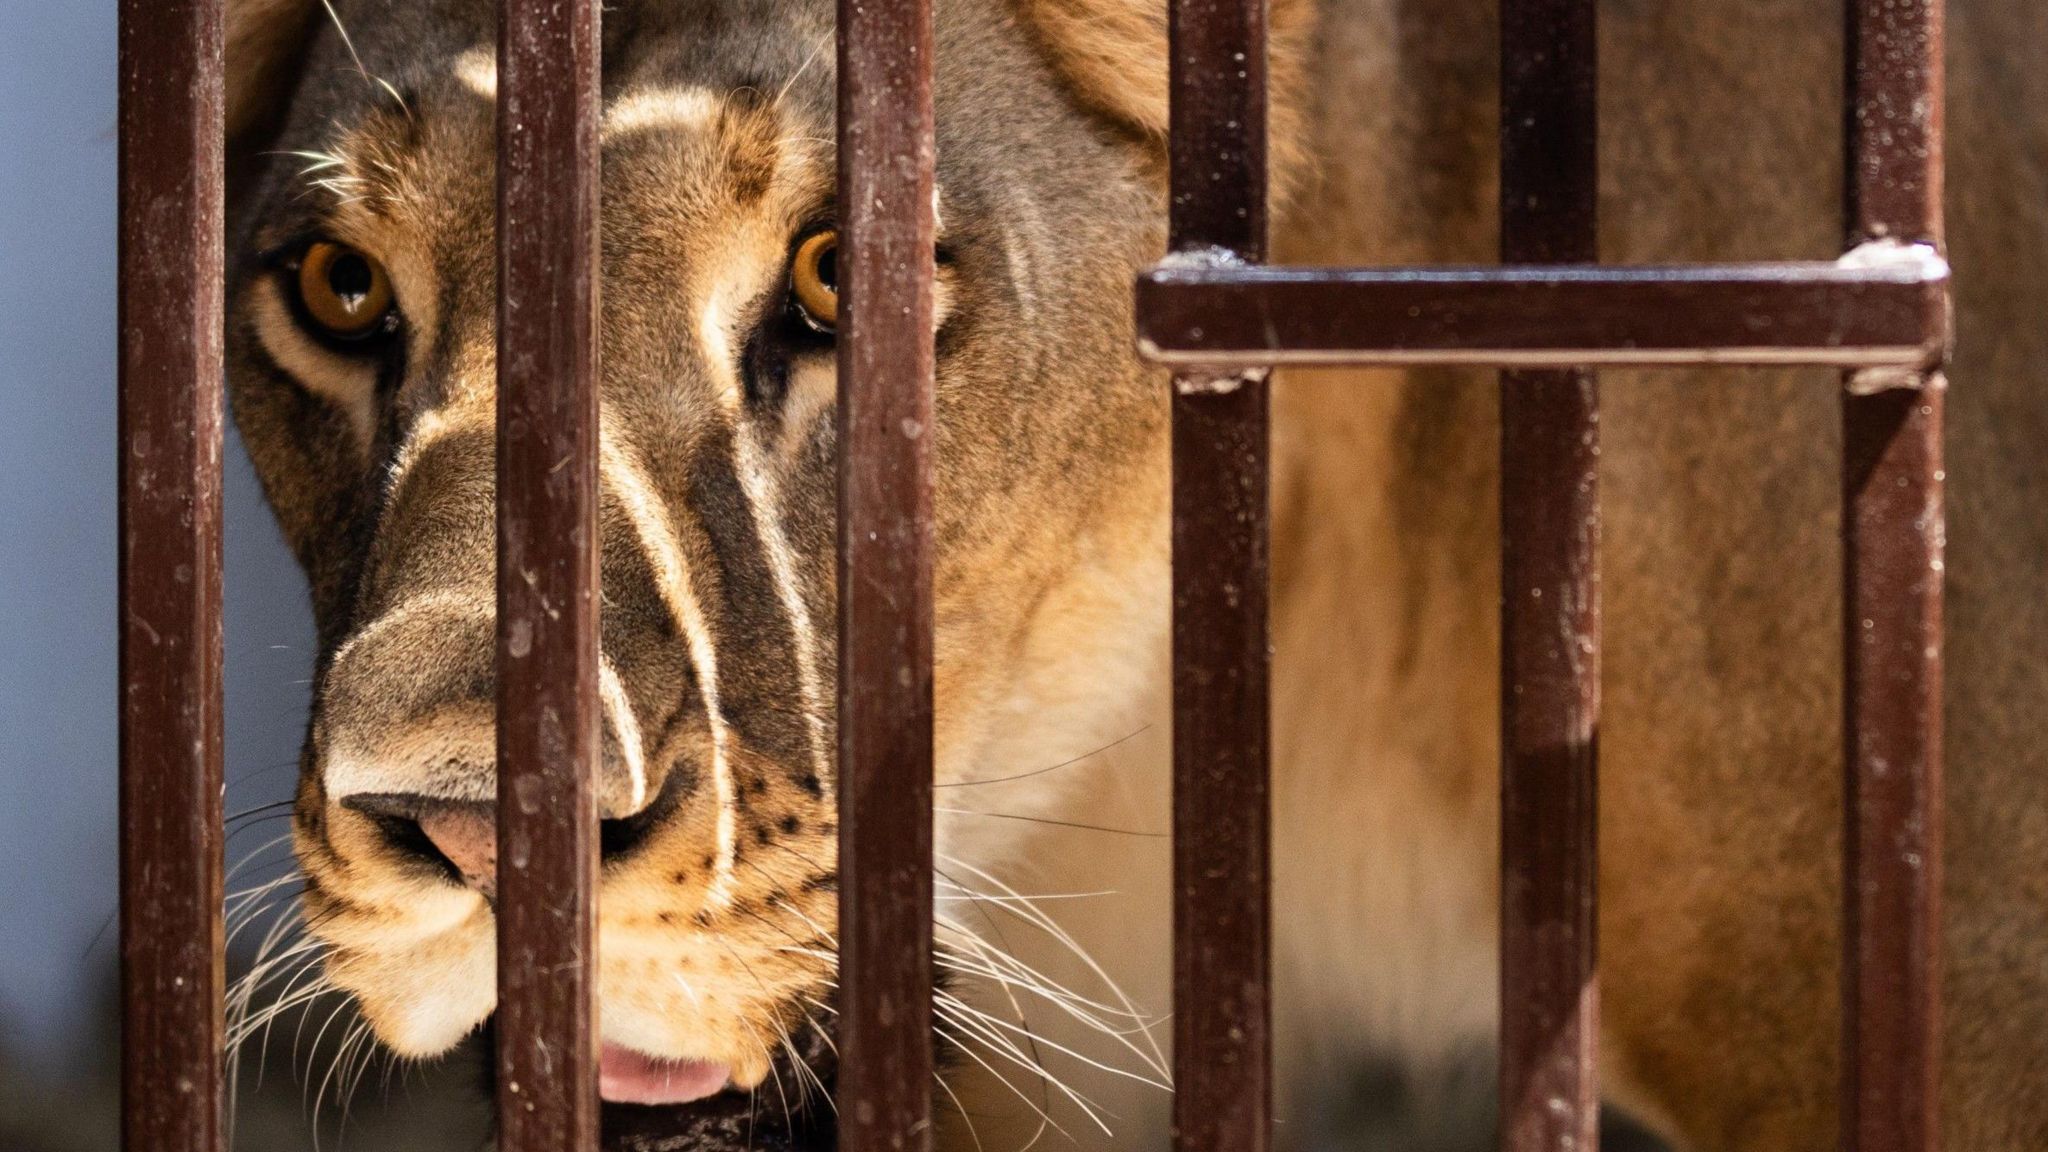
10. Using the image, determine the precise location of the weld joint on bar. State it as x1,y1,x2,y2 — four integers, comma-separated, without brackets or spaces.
1174,368,1272,395
1840,240,1953,393
1156,246,1275,391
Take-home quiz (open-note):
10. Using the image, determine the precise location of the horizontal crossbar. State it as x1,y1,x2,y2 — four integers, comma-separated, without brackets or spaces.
1136,256,1950,371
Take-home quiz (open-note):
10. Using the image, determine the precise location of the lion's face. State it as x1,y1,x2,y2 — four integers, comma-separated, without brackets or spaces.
226,0,1172,1121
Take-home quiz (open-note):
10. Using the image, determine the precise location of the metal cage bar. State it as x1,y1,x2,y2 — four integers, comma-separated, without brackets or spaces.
834,0,939,1143
1141,3,1949,1152
1133,262,1950,369
1165,0,1273,1148
1496,1,1600,1149
1842,2,1946,1150
118,1,227,1150
494,0,604,1148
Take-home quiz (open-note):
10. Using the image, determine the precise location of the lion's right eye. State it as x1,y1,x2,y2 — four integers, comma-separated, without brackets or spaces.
294,241,398,343
789,229,839,333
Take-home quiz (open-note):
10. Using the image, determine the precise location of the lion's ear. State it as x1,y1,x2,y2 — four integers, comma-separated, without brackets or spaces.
1021,0,1313,154
228,0,317,146
1021,0,1173,135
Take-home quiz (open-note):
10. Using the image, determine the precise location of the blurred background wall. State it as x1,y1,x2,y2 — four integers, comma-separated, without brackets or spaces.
0,4,482,1147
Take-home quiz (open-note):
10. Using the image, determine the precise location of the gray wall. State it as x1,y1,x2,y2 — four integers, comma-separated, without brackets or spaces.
0,0,318,1067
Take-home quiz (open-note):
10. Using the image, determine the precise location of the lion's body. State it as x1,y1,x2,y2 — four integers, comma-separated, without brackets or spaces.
221,0,2047,1148
1273,3,2048,1146
955,1,2048,1147
1265,1,2046,1144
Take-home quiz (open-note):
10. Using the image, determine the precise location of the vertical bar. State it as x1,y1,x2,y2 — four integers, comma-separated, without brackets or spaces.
118,2,226,1150
496,0,603,1147
1843,1,1945,1149
835,0,937,1140
1166,0,1270,1145
1497,1,1599,1150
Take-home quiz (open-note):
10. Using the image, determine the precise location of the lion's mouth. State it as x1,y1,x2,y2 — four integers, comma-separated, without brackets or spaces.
599,1043,730,1106
598,1068,837,1152
588,1012,841,1152
464,1015,839,1151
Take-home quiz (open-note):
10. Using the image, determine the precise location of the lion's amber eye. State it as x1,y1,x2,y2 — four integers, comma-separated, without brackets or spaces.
296,241,395,341
790,230,838,332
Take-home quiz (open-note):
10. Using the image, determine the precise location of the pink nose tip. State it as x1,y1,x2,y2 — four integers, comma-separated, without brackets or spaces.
417,806,498,898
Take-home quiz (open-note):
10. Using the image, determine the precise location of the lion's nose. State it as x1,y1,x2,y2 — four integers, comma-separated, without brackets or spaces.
345,789,673,895
341,795,500,896
417,804,498,896
318,421,696,825
318,591,674,820
345,783,679,894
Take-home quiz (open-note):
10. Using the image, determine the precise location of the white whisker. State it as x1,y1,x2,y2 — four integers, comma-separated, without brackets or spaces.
318,1,376,94
926,1012,1074,1144
935,952,1158,1039
937,889,1116,905
940,991,1168,1092
937,853,1170,1079
936,907,1171,1083
671,970,705,1008
934,1061,994,1152
935,999,1112,1136
774,33,834,106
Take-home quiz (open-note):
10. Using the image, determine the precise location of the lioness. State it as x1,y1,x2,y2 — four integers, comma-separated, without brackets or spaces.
220,0,2047,1148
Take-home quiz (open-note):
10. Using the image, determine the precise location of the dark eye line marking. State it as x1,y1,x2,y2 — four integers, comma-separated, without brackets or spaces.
741,222,965,411
740,282,828,415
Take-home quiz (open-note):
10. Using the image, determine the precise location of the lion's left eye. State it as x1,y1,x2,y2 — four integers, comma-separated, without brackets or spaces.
789,229,838,333
294,241,397,342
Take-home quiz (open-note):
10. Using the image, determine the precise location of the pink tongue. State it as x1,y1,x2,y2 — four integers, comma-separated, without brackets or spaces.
598,1044,730,1106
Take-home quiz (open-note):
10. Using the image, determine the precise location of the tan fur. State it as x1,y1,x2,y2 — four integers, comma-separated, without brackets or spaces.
1021,0,1316,189
221,0,2048,1148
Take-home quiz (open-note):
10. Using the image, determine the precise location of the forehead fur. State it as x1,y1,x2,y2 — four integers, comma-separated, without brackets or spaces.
247,0,1149,202
237,0,1168,402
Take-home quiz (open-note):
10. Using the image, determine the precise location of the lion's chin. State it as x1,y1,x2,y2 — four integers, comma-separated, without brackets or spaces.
599,1043,730,1105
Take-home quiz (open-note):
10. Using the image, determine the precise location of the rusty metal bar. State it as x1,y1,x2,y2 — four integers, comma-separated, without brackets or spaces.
834,0,937,1140
1842,0,1946,1149
1166,0,1272,1146
495,0,603,1147
1497,0,1599,1149
118,2,226,1150
1135,261,1949,369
